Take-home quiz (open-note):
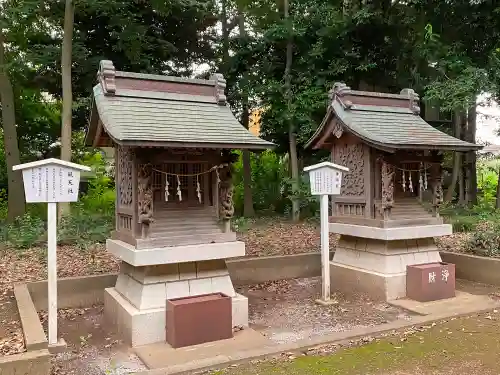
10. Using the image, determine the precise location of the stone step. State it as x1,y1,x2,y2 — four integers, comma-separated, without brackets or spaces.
391,208,430,214
154,211,215,219
391,215,434,220
150,228,223,236
152,220,218,228
151,225,221,233
137,231,236,249
151,222,220,231
391,208,431,213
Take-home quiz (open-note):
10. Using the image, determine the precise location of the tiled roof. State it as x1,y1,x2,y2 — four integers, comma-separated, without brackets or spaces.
306,83,482,152
87,60,274,149
332,101,477,150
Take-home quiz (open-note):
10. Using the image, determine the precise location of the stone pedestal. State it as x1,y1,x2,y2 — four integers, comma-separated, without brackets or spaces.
104,240,248,346
329,223,452,301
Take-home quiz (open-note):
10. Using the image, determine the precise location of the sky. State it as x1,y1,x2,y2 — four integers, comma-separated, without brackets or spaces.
477,94,500,145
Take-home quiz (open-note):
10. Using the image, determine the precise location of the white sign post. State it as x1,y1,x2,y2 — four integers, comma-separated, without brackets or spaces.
13,158,91,346
304,161,349,305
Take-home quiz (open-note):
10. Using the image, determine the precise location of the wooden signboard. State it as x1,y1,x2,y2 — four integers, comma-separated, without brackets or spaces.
13,158,91,346
304,161,349,305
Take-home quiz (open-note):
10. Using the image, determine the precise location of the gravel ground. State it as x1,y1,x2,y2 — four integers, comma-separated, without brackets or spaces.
46,306,146,375
238,277,414,345
236,218,338,257
0,217,471,359
0,245,119,357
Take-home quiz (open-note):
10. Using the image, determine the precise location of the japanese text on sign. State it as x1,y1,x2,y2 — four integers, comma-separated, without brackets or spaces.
428,268,451,284
23,165,80,203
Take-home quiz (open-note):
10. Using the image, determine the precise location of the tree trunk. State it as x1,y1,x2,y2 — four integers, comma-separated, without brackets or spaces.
444,111,462,202
0,31,25,221
59,0,75,216
466,103,477,206
283,0,300,221
458,166,465,205
238,7,255,217
458,109,468,206
221,0,230,75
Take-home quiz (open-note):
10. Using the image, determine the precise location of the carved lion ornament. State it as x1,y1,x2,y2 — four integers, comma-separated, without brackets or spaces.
219,165,235,220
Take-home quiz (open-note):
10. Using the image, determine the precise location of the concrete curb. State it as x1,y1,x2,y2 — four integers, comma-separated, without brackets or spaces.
13,283,47,351
132,304,499,375
0,349,50,375
228,252,331,286
440,251,500,286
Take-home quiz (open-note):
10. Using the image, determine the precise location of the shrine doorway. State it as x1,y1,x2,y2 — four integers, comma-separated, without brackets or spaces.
151,162,210,208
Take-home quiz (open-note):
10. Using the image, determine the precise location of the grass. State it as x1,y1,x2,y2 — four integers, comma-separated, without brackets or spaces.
212,312,500,375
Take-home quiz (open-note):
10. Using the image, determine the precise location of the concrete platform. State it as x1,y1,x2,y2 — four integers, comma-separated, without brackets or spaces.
134,329,274,369
329,223,452,240
330,235,442,301
389,290,500,316
105,287,249,347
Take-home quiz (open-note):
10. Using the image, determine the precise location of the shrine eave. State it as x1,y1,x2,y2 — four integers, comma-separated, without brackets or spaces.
306,87,482,153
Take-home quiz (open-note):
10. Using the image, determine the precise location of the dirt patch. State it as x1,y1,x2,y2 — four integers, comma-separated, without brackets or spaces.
237,277,414,344
0,245,119,356
46,305,146,375
0,291,23,356
238,218,469,258
435,232,470,254
237,218,338,257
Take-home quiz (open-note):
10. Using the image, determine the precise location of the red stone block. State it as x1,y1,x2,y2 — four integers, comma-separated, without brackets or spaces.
406,262,455,302
166,292,233,348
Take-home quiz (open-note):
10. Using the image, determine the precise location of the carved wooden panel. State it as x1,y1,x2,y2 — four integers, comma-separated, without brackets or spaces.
117,146,133,207
334,143,365,196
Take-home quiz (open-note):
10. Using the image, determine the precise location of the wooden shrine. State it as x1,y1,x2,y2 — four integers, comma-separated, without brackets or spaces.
86,60,273,346
306,83,482,300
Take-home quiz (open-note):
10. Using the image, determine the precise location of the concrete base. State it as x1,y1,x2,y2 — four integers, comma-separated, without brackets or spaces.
47,338,67,354
134,329,273,370
105,288,248,347
330,234,442,301
389,290,499,316
315,298,338,306
329,223,452,240
106,239,245,266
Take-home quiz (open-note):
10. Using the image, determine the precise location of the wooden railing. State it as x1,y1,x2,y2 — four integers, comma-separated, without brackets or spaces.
335,203,366,216
332,196,366,217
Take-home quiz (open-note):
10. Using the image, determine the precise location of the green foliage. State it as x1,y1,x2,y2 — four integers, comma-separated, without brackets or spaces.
232,150,318,218
0,213,45,249
282,175,319,219
477,168,498,208
231,216,252,233
447,214,480,233
0,146,115,250
233,150,287,215
58,211,113,249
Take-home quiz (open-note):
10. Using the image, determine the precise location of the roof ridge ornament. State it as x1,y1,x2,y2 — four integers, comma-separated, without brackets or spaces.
211,73,227,105
98,60,116,96
400,88,420,115
332,82,351,97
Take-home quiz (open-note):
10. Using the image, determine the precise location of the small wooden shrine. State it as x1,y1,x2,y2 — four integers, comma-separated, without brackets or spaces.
306,83,482,301
86,60,273,346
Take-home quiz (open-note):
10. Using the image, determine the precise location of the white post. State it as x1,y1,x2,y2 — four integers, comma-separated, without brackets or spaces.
12,158,91,350
319,194,330,302
47,202,58,345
